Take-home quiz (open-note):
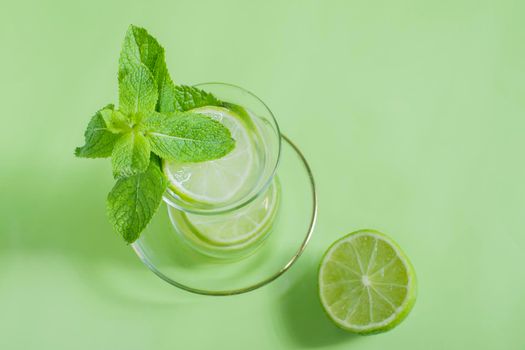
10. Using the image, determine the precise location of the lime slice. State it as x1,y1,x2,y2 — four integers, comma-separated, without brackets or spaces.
163,106,256,204
185,180,279,246
319,229,417,334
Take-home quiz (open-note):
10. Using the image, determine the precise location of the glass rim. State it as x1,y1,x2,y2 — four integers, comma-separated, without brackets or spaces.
132,135,317,296
162,82,282,216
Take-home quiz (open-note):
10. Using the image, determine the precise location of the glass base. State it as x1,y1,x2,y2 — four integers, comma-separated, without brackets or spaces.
131,135,317,295
168,179,281,260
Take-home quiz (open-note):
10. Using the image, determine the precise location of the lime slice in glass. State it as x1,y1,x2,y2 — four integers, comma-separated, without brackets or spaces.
163,106,256,205
184,180,280,247
318,229,417,334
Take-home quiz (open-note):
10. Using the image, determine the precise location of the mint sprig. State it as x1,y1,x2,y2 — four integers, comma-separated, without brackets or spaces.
75,25,235,243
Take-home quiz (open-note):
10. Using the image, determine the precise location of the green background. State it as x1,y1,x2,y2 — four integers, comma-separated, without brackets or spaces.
1,0,524,348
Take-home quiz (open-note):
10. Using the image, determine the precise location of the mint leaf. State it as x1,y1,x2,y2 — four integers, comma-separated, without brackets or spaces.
119,25,176,113
111,131,151,178
107,157,167,243
119,64,158,117
173,85,223,111
75,104,119,158
156,76,177,113
100,109,131,134
143,112,235,162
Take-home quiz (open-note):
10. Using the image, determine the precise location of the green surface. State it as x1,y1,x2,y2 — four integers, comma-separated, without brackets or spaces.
1,0,524,349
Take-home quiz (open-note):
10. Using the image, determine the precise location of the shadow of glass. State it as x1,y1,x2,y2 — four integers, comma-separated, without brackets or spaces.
1,170,170,303
4,174,136,264
278,262,361,348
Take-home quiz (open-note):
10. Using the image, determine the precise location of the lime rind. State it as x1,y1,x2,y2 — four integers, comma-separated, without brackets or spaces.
318,229,417,334
221,102,259,132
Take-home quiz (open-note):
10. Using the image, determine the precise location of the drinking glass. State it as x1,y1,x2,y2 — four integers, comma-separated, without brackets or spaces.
132,83,317,295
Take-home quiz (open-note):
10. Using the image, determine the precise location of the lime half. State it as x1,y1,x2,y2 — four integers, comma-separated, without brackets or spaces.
319,229,417,334
163,106,256,205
